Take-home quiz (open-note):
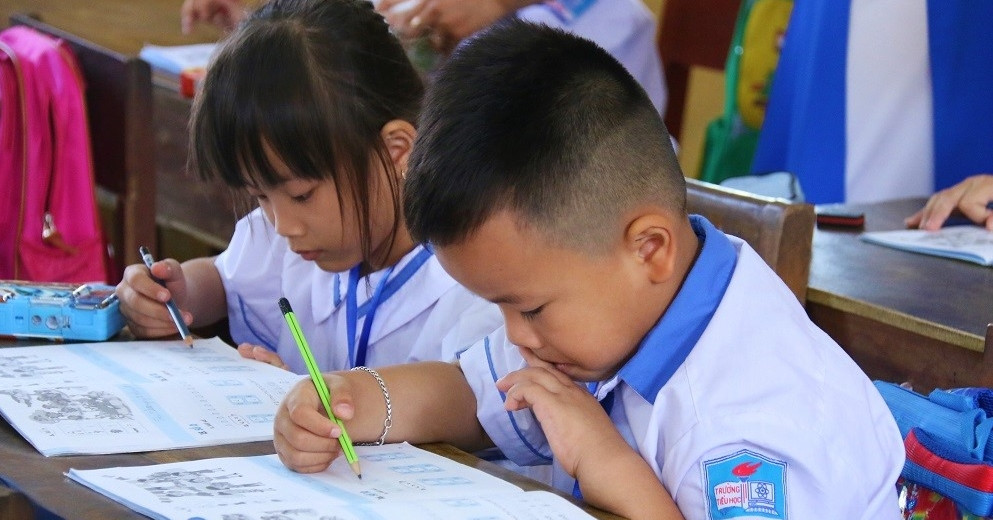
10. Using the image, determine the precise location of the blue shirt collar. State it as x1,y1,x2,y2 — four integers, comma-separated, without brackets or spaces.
617,215,737,404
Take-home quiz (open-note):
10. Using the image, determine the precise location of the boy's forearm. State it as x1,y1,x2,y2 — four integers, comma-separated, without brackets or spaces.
340,361,491,452
580,447,684,520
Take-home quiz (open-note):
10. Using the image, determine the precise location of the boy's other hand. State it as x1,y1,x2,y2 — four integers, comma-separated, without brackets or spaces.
237,343,289,370
501,349,682,519
116,259,194,339
496,348,627,479
274,375,352,473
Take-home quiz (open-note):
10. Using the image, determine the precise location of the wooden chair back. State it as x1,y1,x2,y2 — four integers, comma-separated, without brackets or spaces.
686,178,814,302
10,13,156,282
657,0,740,140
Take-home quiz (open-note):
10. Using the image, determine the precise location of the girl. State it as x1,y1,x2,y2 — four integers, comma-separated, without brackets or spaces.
116,0,500,374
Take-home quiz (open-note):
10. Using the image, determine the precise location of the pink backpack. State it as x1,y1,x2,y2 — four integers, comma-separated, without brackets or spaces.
0,26,109,283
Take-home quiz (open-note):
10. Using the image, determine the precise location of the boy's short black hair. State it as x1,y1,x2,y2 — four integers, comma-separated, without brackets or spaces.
404,20,685,253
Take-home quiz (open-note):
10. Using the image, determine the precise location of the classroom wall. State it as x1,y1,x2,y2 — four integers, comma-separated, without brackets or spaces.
651,0,727,178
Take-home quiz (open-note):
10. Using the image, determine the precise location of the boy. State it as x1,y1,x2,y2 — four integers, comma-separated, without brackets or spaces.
273,21,905,520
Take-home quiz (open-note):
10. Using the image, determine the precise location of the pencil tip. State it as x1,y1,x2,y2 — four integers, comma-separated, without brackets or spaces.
184,336,194,347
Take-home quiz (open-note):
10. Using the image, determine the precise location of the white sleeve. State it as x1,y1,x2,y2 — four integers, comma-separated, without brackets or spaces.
214,209,286,349
432,290,504,361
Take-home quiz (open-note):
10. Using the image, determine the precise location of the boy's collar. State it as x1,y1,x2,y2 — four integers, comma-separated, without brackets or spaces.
614,215,737,404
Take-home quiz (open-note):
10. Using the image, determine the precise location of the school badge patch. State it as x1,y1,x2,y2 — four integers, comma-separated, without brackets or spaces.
703,449,787,519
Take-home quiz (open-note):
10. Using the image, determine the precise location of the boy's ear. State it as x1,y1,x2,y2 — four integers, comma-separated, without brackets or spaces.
380,119,417,177
626,213,678,283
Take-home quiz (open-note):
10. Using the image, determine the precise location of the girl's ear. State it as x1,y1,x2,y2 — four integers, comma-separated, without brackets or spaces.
380,119,417,177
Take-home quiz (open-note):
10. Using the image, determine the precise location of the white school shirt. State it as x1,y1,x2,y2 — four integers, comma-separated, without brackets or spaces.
518,0,668,116
460,216,904,520
215,209,502,375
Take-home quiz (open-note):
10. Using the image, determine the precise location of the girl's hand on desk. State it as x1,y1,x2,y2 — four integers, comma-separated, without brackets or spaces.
116,259,193,339
237,343,289,370
274,375,352,473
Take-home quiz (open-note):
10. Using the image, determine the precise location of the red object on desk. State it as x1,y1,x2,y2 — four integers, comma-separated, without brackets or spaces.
179,67,205,98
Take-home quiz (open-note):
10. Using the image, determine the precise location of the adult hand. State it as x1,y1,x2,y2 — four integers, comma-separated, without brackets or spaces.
376,0,519,51
181,0,247,34
905,174,993,230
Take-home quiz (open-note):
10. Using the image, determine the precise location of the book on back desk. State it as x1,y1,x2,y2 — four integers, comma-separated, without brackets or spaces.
860,225,993,266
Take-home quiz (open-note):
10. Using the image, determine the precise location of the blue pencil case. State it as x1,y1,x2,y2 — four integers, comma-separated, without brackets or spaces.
0,280,125,341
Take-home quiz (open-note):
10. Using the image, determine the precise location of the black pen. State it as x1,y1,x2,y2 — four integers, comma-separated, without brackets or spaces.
139,246,194,347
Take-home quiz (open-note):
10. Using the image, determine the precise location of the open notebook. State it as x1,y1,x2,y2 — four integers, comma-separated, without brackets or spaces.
67,442,594,520
0,337,301,456
860,226,993,266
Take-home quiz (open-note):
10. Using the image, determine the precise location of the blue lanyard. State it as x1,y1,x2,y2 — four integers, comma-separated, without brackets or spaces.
345,247,434,368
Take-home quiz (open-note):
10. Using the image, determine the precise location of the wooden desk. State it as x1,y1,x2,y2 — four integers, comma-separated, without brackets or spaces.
806,198,993,392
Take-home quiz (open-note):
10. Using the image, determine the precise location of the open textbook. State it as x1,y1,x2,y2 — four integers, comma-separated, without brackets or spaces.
67,442,594,520
0,337,301,456
861,226,993,266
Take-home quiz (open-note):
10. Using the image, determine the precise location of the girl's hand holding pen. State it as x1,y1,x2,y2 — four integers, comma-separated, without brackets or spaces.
115,258,194,339
274,374,357,473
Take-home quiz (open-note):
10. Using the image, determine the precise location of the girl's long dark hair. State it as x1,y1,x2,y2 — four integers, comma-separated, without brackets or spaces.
190,0,423,266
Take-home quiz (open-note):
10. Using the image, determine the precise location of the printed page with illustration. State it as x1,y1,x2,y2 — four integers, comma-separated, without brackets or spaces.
68,442,593,520
0,338,301,455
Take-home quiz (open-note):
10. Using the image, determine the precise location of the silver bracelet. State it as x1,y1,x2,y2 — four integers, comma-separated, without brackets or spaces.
351,366,392,446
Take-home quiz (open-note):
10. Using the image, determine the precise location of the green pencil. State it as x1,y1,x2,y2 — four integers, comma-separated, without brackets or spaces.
278,297,361,478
